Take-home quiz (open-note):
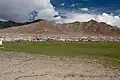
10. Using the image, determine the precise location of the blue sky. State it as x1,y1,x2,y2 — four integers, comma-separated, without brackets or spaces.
52,0,120,8
51,0,120,14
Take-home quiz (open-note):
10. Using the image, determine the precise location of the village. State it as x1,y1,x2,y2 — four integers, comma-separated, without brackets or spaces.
0,34,120,42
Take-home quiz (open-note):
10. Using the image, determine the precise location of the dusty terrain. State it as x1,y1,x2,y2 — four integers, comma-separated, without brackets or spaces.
0,52,120,80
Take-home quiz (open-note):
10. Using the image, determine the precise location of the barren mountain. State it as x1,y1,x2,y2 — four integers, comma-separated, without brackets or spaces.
60,20,120,36
0,19,120,36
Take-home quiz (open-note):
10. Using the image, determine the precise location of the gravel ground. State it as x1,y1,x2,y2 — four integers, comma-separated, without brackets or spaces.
0,52,120,80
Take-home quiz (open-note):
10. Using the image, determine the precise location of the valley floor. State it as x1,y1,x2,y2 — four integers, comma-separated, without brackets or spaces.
0,52,120,80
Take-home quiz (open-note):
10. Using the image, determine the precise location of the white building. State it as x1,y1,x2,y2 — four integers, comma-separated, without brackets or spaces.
0,40,3,45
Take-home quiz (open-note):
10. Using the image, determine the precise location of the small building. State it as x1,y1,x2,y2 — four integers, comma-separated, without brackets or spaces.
0,40,2,45
0,39,3,45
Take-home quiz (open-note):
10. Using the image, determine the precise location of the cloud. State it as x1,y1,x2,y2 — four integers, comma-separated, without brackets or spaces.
0,18,7,22
57,12,120,27
71,4,76,7
80,8,89,11
0,0,61,22
60,3,65,6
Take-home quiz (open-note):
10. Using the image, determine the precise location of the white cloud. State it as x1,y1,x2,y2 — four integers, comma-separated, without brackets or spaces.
58,12,120,27
71,4,76,7
0,18,7,22
60,3,65,6
80,8,89,11
0,0,60,22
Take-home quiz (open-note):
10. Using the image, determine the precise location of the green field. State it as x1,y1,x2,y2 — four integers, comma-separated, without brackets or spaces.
0,42,120,68
1,42,120,58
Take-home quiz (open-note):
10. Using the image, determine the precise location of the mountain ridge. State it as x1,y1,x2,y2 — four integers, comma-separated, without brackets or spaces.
0,19,120,36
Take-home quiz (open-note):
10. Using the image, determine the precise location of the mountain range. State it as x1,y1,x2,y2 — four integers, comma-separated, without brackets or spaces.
0,19,120,36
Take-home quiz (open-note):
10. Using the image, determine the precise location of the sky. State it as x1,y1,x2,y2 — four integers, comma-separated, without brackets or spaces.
0,0,120,27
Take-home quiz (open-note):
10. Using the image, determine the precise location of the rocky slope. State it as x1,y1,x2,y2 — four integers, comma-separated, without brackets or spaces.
60,20,120,36
0,19,120,36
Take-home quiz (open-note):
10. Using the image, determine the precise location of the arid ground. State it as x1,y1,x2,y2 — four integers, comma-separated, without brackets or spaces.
0,52,120,80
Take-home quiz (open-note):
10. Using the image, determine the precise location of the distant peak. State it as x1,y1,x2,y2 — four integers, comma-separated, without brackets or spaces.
32,19,45,22
88,19,99,23
68,21,81,25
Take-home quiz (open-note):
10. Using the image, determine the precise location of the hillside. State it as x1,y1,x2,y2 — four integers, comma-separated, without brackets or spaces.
0,20,22,29
60,20,120,36
0,19,45,29
0,19,120,36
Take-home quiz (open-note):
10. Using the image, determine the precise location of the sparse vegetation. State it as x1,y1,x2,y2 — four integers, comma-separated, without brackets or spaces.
1,42,120,58
1,42,120,68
